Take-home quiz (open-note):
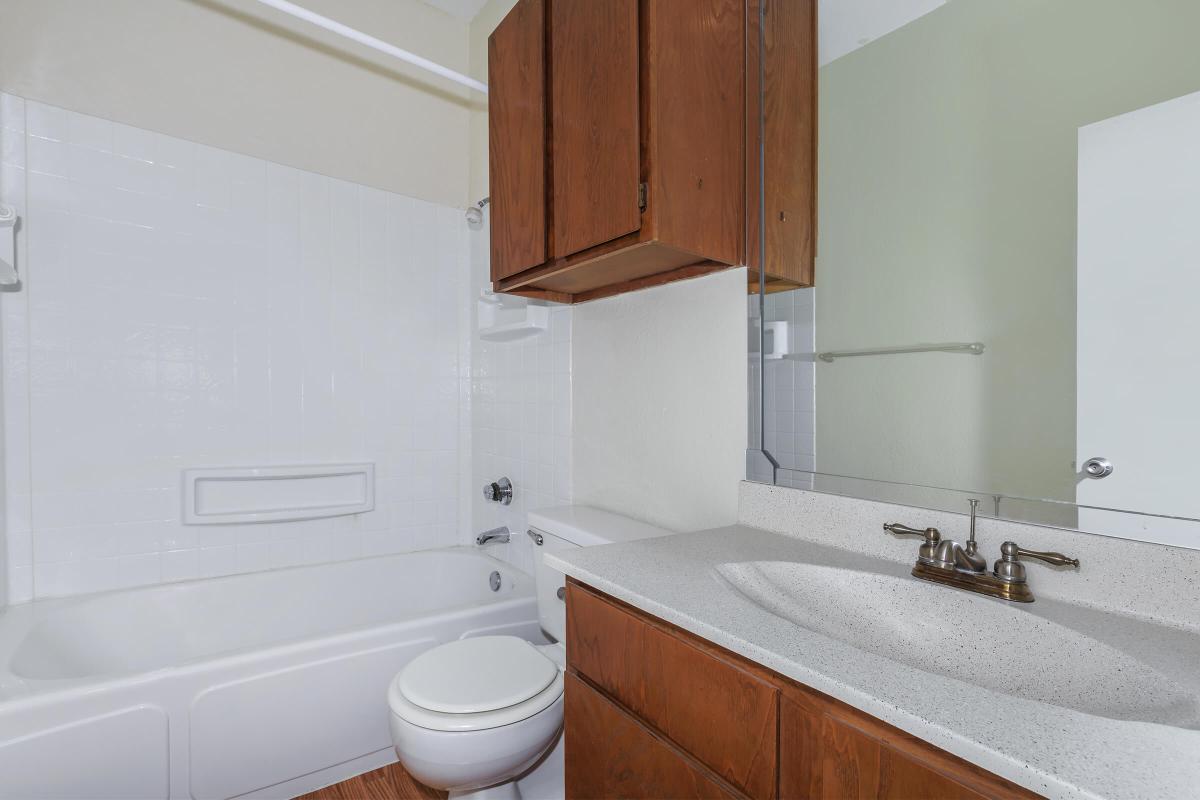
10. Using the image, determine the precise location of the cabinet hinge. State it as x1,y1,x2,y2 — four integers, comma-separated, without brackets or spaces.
638,182,648,211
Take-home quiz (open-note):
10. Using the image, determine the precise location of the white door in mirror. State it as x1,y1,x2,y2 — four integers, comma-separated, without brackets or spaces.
1077,89,1200,546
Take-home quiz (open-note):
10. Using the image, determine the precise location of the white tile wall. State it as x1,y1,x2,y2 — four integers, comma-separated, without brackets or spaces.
1,96,470,601
467,216,572,576
0,92,31,603
763,288,816,472
748,288,817,480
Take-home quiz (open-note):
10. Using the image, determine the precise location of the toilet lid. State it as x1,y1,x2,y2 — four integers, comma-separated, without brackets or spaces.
398,636,559,714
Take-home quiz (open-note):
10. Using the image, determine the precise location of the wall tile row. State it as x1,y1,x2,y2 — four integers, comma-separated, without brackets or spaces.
748,288,817,481
1,95,470,601
467,221,573,578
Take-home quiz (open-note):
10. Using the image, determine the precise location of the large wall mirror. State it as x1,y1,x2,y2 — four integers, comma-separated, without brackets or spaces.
748,0,1200,549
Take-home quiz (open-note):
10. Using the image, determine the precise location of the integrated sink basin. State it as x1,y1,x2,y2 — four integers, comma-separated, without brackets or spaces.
716,560,1200,729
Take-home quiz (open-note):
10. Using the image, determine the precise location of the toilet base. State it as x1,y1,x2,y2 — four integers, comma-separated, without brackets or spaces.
514,728,564,800
446,728,563,800
448,782,520,800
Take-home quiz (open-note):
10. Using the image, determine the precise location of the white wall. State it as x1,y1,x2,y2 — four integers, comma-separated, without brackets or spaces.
0,94,26,606
0,96,468,602
0,0,475,208
572,270,748,532
467,214,573,575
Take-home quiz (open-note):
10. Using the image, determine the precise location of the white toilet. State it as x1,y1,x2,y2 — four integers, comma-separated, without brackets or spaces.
387,507,671,799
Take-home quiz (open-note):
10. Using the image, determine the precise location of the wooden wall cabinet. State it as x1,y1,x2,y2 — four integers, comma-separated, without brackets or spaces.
565,580,1041,800
746,0,817,294
488,0,815,304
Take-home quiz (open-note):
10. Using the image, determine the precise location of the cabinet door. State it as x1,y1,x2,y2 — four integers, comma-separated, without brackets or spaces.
565,674,738,800
780,696,1036,800
747,0,817,286
489,0,547,281
550,0,642,258
567,583,778,798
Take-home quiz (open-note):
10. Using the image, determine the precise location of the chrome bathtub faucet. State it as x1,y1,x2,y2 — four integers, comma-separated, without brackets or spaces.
476,526,511,546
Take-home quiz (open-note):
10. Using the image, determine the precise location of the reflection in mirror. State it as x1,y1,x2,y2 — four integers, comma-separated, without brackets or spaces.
749,0,1200,548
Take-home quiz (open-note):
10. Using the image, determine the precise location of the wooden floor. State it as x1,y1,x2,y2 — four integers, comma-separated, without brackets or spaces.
298,762,447,800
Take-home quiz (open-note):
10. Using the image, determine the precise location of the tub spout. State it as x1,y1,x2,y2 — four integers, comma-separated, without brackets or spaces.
476,526,511,546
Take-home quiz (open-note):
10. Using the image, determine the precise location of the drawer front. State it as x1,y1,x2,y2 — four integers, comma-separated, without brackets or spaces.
779,694,1041,800
566,583,778,799
565,673,738,800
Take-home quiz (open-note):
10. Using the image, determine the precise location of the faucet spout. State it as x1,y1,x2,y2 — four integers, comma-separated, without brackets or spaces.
476,526,511,546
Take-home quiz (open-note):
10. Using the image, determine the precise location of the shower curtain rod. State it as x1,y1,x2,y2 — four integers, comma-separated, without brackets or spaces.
250,0,489,94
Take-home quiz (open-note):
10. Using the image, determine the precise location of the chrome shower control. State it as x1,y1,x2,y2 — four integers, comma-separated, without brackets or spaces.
482,477,513,505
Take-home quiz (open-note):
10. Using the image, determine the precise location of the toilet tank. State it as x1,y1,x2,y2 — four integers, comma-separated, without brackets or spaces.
527,507,672,643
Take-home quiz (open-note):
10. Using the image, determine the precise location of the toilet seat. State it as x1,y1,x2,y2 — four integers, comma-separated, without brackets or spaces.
389,636,564,732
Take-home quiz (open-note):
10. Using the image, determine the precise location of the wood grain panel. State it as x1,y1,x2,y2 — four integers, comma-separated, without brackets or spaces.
747,0,817,287
646,0,744,264
572,261,729,304
565,673,739,800
780,690,1039,800
530,242,702,294
567,581,1042,800
819,710,883,799
488,0,547,281
880,749,997,800
567,582,778,798
550,0,641,258
298,761,446,800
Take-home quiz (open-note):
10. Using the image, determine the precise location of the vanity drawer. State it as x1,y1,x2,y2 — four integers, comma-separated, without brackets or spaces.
566,581,778,799
565,673,739,799
779,688,1041,800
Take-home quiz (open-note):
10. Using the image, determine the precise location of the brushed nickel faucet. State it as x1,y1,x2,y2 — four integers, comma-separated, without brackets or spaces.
884,500,1079,603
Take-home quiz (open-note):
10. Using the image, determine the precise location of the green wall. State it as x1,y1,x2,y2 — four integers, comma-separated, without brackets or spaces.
810,0,1200,505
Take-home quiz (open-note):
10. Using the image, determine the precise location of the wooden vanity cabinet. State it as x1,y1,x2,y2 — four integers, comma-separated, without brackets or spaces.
565,580,1040,800
488,0,815,304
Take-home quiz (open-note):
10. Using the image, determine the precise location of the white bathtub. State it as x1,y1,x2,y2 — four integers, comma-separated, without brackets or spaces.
0,548,539,800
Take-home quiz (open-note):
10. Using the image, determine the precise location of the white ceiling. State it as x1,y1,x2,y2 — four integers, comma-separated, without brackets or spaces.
417,0,491,22
818,0,946,65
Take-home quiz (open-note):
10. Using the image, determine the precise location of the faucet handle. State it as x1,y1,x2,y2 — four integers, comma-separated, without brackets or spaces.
884,523,940,543
993,541,1079,583
883,523,941,564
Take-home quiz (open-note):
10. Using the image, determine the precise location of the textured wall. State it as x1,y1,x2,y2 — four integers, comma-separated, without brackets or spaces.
572,270,748,533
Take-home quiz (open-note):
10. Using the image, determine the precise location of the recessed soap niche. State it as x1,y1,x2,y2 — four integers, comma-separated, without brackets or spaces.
182,464,375,525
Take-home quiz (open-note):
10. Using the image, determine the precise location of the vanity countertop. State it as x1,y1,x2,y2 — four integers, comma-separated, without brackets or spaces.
546,525,1200,800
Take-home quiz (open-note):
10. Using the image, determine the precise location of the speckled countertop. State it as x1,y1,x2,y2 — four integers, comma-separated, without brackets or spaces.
546,526,1200,800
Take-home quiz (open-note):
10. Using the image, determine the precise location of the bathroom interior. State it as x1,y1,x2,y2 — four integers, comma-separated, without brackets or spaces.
0,0,1197,798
